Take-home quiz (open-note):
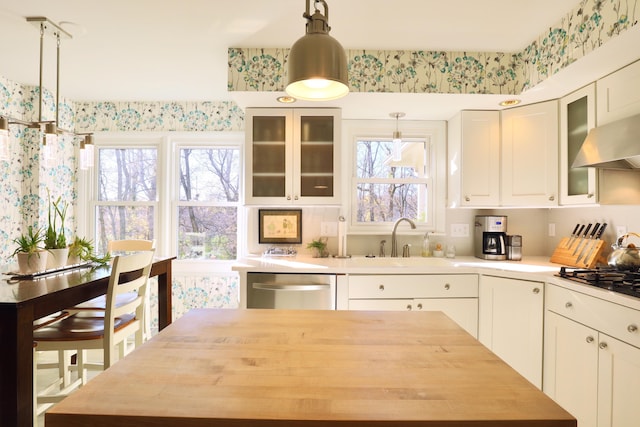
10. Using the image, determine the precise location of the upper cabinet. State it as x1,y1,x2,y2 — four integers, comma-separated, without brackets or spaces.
447,111,500,207
559,84,597,205
501,100,559,207
596,59,640,126
245,108,341,205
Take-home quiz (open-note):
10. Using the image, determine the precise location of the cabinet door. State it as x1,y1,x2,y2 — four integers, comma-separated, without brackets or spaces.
245,109,293,204
478,276,544,388
559,84,597,205
292,109,341,204
415,298,478,338
597,59,640,125
447,111,500,207
501,101,559,206
543,311,598,427
597,334,640,427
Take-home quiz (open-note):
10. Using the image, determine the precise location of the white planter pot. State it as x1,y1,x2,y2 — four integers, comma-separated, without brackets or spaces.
46,247,69,270
16,251,48,275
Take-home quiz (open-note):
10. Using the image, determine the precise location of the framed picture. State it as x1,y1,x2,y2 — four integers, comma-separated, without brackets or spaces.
259,209,302,244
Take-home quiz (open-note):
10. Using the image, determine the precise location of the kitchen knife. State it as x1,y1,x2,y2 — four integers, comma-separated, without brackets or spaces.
582,223,607,266
576,222,600,263
572,223,592,255
568,224,585,252
565,223,581,248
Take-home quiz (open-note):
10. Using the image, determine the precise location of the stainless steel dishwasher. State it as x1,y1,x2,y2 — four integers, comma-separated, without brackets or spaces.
246,273,336,309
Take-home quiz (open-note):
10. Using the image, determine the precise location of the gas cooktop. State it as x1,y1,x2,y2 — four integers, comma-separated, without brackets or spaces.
557,266,640,298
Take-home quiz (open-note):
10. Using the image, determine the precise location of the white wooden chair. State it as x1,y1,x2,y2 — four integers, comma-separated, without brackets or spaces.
34,250,155,403
67,239,156,339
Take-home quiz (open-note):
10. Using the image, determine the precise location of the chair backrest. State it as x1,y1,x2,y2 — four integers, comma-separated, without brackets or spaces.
103,250,155,367
107,239,155,253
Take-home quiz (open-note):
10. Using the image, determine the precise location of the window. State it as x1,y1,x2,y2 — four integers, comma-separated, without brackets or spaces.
355,138,431,223
177,147,240,260
344,120,446,233
95,146,158,255
87,133,243,261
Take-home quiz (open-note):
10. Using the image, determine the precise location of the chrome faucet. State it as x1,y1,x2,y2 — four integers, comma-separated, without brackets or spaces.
391,217,416,257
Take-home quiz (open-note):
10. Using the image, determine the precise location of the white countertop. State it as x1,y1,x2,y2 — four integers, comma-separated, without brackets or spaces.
233,255,640,311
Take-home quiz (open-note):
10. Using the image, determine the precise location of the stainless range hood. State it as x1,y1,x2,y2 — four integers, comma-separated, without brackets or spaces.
572,113,640,169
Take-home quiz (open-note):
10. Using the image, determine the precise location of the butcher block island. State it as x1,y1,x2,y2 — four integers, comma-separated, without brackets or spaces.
46,309,575,427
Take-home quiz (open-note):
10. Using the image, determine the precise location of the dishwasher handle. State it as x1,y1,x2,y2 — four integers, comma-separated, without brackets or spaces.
252,282,330,291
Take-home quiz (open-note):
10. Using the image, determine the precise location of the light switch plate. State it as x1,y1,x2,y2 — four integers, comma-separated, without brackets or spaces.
320,221,338,237
450,223,469,237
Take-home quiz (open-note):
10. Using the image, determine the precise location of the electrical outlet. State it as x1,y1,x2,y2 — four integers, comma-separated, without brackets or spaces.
615,225,628,237
450,223,469,237
548,223,555,237
320,221,338,237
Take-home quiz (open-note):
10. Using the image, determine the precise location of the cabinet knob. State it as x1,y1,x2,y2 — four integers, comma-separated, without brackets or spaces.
287,195,291,200
587,193,595,199
565,301,573,308
533,287,540,294
465,196,470,202
378,284,385,291
417,303,423,310
628,324,638,333
599,342,608,350
444,283,450,290
294,195,299,200
406,304,412,311
548,195,555,201
586,336,595,343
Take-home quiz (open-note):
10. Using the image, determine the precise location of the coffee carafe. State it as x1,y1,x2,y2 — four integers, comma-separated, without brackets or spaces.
474,215,507,260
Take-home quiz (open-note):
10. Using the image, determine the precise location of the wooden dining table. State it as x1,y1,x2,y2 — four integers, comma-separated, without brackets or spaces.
0,256,175,427
46,308,576,427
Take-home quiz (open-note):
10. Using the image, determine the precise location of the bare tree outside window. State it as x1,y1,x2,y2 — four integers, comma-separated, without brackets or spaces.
178,148,240,260
96,148,157,254
354,139,430,224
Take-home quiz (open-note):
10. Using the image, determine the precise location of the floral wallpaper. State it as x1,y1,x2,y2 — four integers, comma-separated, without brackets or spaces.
228,0,638,95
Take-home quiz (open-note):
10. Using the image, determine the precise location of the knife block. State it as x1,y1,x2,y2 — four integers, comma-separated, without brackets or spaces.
550,237,607,268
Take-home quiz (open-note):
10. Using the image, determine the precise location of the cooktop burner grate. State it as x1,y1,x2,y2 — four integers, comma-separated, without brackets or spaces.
557,266,640,298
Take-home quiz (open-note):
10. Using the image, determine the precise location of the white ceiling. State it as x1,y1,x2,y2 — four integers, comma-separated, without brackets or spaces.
1,0,639,120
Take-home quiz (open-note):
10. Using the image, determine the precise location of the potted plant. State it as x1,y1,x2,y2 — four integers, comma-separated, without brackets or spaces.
44,191,69,269
307,237,328,258
11,225,48,274
67,236,111,266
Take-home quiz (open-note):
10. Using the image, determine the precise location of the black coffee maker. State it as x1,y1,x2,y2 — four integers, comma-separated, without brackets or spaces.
474,215,507,260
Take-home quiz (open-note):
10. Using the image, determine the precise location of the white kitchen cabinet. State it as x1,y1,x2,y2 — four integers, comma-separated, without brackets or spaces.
244,108,341,205
544,284,640,427
501,100,559,207
347,274,479,338
559,84,598,205
447,110,500,207
478,275,544,388
597,59,640,125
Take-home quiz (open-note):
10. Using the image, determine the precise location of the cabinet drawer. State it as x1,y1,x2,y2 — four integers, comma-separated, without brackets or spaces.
348,274,478,299
546,283,640,348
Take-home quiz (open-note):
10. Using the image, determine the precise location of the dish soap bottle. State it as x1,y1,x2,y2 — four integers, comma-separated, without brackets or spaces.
421,232,431,257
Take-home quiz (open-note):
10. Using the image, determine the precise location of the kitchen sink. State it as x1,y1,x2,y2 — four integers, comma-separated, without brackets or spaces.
348,256,453,267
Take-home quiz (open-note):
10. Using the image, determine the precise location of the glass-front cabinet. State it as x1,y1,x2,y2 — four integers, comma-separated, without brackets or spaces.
559,83,597,205
245,108,341,205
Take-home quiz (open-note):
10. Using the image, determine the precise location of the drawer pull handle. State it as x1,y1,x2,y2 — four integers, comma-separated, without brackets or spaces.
444,284,450,290
599,342,608,350
533,287,540,294
565,302,573,308
417,303,423,310
628,324,638,333
586,336,595,343
406,304,412,311
379,284,385,291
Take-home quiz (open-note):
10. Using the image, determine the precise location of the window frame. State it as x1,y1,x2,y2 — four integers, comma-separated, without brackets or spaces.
341,120,446,234
77,131,244,265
